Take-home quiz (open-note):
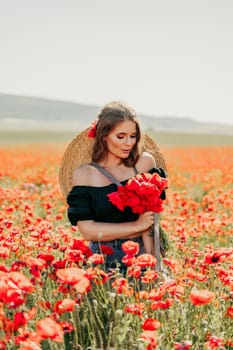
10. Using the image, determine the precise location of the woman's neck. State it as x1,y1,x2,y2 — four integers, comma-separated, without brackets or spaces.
99,156,124,169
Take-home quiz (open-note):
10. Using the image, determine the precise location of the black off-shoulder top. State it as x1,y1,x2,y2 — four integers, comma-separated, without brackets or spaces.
67,167,166,226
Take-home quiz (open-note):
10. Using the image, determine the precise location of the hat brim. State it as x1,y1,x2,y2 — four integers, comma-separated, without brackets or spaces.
59,128,167,197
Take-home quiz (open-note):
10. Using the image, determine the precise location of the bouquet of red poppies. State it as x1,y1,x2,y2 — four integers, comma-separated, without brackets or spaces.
107,172,168,214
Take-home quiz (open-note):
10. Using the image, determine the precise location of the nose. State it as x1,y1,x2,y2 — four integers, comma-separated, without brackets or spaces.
124,137,133,145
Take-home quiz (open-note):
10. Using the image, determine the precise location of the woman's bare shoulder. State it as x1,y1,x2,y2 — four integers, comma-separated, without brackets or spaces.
136,151,156,173
72,164,93,186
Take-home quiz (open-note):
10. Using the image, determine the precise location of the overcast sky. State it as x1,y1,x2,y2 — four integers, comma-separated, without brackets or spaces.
0,0,233,124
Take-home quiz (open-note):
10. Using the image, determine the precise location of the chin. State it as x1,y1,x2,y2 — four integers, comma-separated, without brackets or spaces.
120,153,130,158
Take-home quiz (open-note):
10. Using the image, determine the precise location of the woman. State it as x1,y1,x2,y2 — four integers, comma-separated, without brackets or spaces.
59,101,167,273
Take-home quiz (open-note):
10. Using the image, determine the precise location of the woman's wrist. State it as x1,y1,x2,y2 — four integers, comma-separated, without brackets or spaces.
133,220,144,234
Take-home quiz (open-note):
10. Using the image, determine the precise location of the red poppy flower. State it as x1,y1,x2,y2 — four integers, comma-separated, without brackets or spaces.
107,191,125,211
122,254,136,266
142,318,161,330
0,264,9,273
112,277,128,292
204,248,233,265
100,244,114,255
136,254,157,268
15,338,41,350
124,302,145,316
0,247,10,258
111,277,133,295
226,306,233,318
167,285,185,300
56,267,85,285
52,259,67,270
87,119,98,138
151,297,174,310
225,339,233,348
189,289,215,306
140,330,157,349
13,312,27,331
205,335,224,349
141,270,159,284
127,265,142,278
2,317,15,333
24,307,37,321
88,253,105,265
73,277,91,294
37,253,55,266
36,317,63,342
23,256,46,271
121,240,139,255
70,239,93,258
163,258,179,272
64,249,85,263
136,290,149,300
126,193,141,207
59,321,74,333
10,261,27,272
37,300,51,310
9,272,35,293
186,270,208,282
126,177,141,191
85,267,109,284
53,298,76,314
0,340,6,349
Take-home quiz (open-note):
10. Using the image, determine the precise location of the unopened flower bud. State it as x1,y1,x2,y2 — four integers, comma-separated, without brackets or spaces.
115,309,123,319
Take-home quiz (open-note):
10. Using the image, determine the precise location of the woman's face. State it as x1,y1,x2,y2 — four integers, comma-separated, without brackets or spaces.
104,120,137,159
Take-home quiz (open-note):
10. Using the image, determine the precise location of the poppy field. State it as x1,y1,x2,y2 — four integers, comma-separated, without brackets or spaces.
0,143,232,350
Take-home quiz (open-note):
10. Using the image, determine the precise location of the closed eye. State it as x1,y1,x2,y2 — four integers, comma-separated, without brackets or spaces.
117,134,136,139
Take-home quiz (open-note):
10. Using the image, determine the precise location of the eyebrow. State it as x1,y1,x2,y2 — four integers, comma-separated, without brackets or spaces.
117,131,136,135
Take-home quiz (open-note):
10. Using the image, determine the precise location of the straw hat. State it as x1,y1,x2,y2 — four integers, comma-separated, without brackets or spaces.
59,128,167,198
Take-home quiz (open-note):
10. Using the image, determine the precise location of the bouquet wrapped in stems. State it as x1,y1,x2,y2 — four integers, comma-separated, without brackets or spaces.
108,171,169,270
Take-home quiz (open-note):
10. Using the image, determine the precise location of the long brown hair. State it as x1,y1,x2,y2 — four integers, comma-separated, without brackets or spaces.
92,101,142,166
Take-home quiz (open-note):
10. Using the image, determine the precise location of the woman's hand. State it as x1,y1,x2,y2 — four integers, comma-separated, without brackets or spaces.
135,211,154,232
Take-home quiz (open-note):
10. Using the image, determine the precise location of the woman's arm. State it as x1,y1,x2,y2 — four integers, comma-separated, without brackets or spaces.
72,156,156,242
78,211,154,242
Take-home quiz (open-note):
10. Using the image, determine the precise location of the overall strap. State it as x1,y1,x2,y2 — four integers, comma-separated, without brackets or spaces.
89,162,122,186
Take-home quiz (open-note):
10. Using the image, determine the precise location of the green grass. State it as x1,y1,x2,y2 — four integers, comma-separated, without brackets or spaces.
147,129,233,146
0,130,232,146
0,131,78,145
